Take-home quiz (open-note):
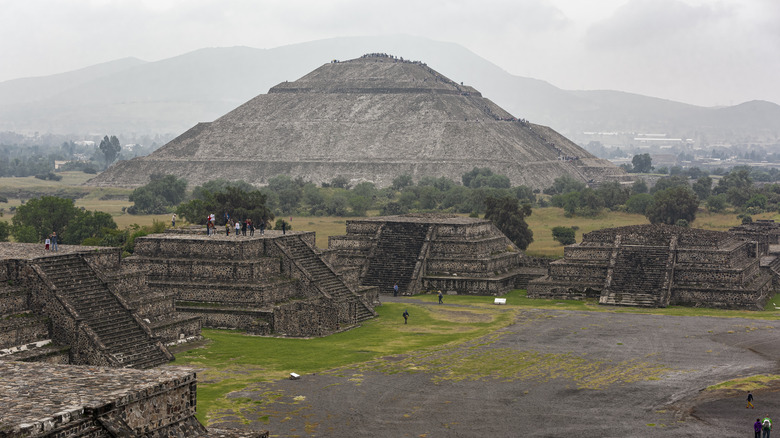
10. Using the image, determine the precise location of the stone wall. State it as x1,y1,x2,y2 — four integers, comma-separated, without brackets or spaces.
177,306,273,335
273,301,340,337
0,314,49,350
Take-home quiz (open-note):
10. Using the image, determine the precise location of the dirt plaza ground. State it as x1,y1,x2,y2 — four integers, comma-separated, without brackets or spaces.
204,298,780,437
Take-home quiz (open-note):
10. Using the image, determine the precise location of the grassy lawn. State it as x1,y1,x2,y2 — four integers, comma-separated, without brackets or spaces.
174,299,513,423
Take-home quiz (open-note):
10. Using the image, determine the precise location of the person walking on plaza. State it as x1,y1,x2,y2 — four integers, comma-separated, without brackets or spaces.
394,283,399,297
748,391,755,409
757,419,764,438
403,309,409,324
438,290,443,304
763,416,772,438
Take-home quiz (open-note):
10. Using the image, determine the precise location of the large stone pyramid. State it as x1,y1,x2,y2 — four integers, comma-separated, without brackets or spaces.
88,54,624,189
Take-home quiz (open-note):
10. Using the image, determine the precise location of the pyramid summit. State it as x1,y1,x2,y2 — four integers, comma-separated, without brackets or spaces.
87,53,624,189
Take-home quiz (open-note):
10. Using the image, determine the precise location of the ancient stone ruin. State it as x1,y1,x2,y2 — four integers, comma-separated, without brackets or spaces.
125,229,377,337
528,224,776,309
0,361,268,437
0,229,378,371
326,214,546,296
0,244,178,369
86,54,625,190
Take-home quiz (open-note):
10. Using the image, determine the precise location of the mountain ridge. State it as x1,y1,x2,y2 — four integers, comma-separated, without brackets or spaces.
0,36,777,144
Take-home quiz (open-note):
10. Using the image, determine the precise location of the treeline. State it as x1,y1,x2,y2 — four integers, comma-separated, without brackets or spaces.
127,168,537,219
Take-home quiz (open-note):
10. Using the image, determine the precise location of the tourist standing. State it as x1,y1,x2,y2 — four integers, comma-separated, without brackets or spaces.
225,222,230,236
242,220,247,236
438,290,443,304
51,231,58,252
260,220,265,235
757,419,764,438
763,416,772,438
748,391,755,409
282,221,286,235
249,219,255,236
393,283,399,297
171,213,176,227
235,220,241,237
403,309,409,324
44,237,50,251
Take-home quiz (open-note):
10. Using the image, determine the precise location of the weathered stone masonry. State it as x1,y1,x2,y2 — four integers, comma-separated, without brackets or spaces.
528,224,775,309
327,214,546,297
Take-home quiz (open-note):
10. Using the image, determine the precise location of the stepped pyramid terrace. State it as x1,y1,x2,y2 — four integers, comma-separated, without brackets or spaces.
87,54,625,190
124,229,377,337
527,224,777,309
325,214,546,296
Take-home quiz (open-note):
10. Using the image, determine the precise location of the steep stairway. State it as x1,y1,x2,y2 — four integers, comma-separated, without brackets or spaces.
281,237,375,322
34,254,170,369
600,246,669,307
363,222,430,294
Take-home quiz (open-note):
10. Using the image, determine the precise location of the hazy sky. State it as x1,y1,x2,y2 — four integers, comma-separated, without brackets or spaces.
1,0,778,107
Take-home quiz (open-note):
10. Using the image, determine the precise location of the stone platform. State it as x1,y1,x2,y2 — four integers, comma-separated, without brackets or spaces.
327,214,543,296
528,224,775,309
0,361,267,437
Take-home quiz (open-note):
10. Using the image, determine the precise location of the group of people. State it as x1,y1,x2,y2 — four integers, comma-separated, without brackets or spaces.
203,213,267,237
748,391,772,437
43,231,58,251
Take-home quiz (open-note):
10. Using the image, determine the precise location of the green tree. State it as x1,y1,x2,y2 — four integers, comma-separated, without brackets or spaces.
12,196,81,242
631,154,653,173
713,167,753,207
330,175,350,189
99,135,121,168
625,193,654,215
0,221,10,242
550,175,586,195
391,174,413,191
630,178,648,195
11,196,117,244
595,181,629,209
483,196,533,250
551,226,576,245
645,186,699,225
705,194,727,213
127,174,188,214
691,176,712,200
177,186,273,226
650,175,689,194
64,211,117,244
267,175,303,214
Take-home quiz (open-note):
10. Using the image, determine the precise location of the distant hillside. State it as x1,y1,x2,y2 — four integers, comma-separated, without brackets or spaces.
0,36,778,145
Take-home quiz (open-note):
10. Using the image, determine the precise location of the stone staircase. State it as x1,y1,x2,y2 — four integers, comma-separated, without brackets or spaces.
363,222,430,294
281,236,374,322
600,245,669,307
34,255,170,369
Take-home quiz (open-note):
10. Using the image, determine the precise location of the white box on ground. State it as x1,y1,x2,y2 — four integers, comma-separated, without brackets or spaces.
494,298,506,305
290,373,300,380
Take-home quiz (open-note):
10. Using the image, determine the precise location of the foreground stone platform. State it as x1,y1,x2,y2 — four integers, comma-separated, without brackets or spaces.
0,361,267,437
